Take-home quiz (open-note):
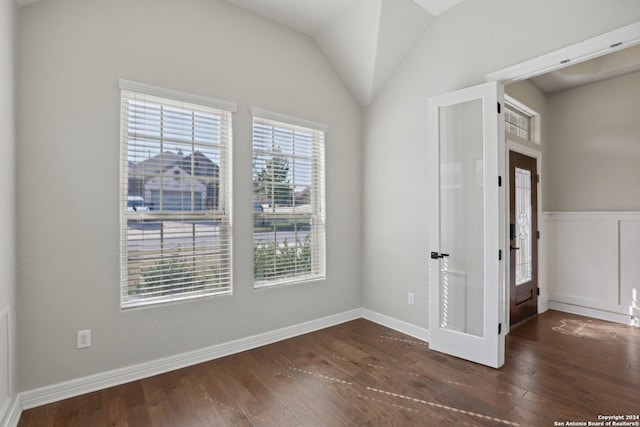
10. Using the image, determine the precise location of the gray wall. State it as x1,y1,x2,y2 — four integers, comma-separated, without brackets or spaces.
13,0,640,396
16,0,362,391
361,0,640,328
0,0,16,412
546,70,640,211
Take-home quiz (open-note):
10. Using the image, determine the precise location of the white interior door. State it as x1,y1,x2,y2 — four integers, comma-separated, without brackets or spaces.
427,81,505,369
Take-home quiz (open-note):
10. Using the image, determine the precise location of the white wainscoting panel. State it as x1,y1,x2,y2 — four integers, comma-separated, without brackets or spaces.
620,220,640,309
538,213,551,313
545,212,640,323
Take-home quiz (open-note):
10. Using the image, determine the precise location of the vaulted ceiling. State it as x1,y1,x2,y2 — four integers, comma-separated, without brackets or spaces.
225,0,464,105
15,0,464,106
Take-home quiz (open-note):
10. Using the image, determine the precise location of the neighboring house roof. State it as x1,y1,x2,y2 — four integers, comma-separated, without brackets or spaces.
181,152,220,178
130,151,184,177
294,186,311,205
129,151,219,179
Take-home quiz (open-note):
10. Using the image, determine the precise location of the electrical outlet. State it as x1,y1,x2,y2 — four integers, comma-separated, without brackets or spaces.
408,292,415,306
77,330,91,349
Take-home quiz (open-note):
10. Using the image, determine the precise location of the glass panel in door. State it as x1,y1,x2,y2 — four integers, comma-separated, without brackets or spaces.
515,167,532,285
438,99,484,338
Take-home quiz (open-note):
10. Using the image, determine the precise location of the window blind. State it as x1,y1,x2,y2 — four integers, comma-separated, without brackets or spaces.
252,114,326,288
120,86,233,308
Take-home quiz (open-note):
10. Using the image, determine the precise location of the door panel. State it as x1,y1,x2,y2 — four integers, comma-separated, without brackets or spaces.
428,81,505,369
509,151,538,326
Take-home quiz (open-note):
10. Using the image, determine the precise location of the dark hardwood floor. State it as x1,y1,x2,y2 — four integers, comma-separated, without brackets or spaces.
18,310,640,426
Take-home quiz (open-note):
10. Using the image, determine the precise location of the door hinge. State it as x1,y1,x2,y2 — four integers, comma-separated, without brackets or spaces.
537,230,540,239
498,249,502,261
536,174,540,183
537,288,540,296
498,176,502,187
497,102,501,114
498,323,502,334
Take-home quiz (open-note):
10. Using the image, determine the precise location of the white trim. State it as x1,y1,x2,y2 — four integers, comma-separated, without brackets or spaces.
20,309,361,410
503,95,537,120
506,140,541,161
14,304,637,417
488,21,640,84
550,293,624,315
549,301,635,326
118,79,237,112
0,307,13,427
361,309,430,342
539,300,550,314
0,396,21,427
16,308,436,413
251,108,328,133
504,95,541,145
505,143,543,329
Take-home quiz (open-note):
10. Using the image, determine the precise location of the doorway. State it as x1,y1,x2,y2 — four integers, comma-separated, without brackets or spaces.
509,151,538,327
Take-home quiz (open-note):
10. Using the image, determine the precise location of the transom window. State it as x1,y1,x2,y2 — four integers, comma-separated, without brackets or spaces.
252,109,326,288
503,97,540,144
120,81,235,308
504,103,532,140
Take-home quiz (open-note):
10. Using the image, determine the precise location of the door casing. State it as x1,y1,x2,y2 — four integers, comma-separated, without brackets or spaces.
505,141,541,330
508,150,539,326
488,22,640,331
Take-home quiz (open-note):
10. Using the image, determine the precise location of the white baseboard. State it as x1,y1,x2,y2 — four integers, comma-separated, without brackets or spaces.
18,308,428,413
539,300,550,313
549,301,634,325
15,302,636,420
361,308,429,342
0,396,21,427
20,308,362,410
0,306,18,427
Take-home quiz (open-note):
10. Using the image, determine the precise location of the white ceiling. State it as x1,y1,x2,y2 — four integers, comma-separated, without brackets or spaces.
225,0,464,105
224,0,363,35
531,43,640,93
15,0,464,105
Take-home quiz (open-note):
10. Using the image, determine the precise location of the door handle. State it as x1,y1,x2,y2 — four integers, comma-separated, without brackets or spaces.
510,246,520,251
430,252,450,259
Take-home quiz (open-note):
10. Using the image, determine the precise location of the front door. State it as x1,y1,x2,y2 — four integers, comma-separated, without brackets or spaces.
427,81,505,369
509,151,538,326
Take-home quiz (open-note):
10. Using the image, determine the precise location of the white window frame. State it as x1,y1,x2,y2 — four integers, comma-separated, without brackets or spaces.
251,108,327,289
504,95,540,144
119,80,236,308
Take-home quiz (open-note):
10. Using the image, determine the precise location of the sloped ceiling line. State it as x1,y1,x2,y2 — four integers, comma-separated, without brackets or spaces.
16,0,464,106
224,0,464,106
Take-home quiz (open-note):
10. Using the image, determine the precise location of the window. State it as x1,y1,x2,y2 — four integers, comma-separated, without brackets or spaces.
504,97,540,144
120,81,235,308
504,103,531,140
252,109,326,288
